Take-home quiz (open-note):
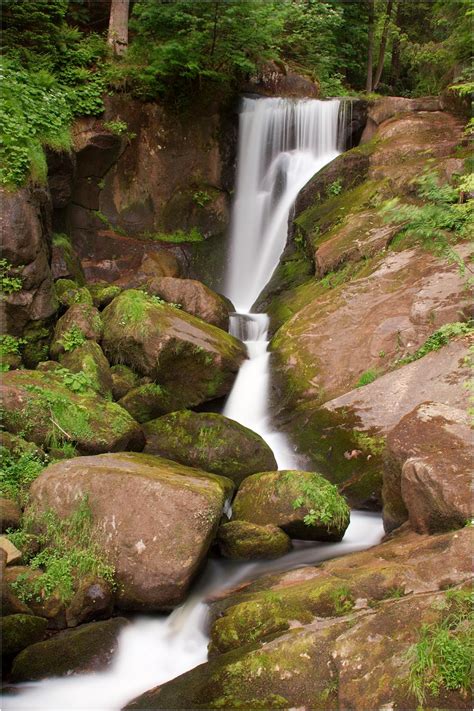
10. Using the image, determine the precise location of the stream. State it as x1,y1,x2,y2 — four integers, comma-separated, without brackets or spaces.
4,97,384,711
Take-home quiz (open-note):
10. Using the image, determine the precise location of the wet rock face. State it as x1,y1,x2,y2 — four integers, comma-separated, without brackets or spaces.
143,410,277,485
0,187,57,336
127,528,473,711
28,453,233,611
10,617,129,682
383,402,473,534
101,290,246,410
242,61,319,98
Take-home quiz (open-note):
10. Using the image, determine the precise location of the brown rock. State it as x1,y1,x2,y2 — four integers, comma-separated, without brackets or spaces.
0,537,22,565
0,498,21,532
29,453,234,611
65,576,114,628
243,61,319,98
0,187,57,336
383,402,473,533
361,95,443,143
4,566,66,628
146,277,231,330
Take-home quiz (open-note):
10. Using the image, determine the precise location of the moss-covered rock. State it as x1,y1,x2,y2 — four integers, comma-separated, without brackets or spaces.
101,290,245,409
118,383,177,423
143,411,277,485
0,369,143,454
55,281,93,309
88,282,122,309
217,521,292,560
29,453,234,610
0,614,47,657
51,234,86,286
59,341,113,399
21,319,54,369
50,303,103,359
232,470,350,542
3,565,66,628
10,617,129,682
146,276,231,330
110,364,141,401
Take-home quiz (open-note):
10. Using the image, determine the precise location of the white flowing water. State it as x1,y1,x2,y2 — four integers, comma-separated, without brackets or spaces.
3,98,384,711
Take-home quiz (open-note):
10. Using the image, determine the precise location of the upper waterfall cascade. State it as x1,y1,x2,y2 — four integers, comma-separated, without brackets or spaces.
225,97,341,312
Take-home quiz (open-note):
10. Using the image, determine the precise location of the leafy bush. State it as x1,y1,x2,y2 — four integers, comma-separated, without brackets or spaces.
9,496,116,604
0,446,46,504
0,258,23,294
61,325,87,352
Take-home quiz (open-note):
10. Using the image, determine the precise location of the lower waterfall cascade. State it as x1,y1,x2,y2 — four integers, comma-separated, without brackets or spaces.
3,97,385,711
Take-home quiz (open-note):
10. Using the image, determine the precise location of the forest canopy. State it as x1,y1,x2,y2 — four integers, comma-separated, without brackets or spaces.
0,0,472,187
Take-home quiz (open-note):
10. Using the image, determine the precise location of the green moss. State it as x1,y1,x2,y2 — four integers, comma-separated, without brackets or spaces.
0,614,47,657
142,228,205,243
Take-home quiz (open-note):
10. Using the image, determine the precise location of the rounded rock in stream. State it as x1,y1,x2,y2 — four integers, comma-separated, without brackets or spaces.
217,520,292,560
28,453,234,610
143,410,277,485
232,470,350,541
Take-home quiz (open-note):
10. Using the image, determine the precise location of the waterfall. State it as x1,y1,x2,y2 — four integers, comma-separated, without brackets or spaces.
2,98,385,711
225,97,341,312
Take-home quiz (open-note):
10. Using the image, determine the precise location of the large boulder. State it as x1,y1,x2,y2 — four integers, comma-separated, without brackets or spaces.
146,276,231,330
0,614,47,658
10,617,129,682
29,453,234,610
232,470,350,542
383,402,473,533
50,303,103,358
279,335,472,510
217,521,292,560
143,411,277,486
101,290,245,409
0,370,143,454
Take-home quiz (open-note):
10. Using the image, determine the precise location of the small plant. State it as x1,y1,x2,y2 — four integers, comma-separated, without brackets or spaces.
289,473,350,530
103,119,128,135
0,334,25,357
56,367,94,394
61,325,87,352
397,321,474,366
406,589,473,705
355,368,379,387
331,586,354,615
10,497,116,604
326,179,343,197
148,294,182,309
0,446,47,504
192,190,212,208
0,258,23,294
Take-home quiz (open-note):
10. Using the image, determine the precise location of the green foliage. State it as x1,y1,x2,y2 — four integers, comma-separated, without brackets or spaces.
22,383,94,447
61,325,87,353
10,497,116,604
355,369,380,387
0,335,25,357
330,586,354,615
0,258,23,294
55,367,95,394
103,119,136,140
0,446,46,505
289,474,349,529
397,322,474,366
326,179,343,197
192,190,212,208
406,589,473,705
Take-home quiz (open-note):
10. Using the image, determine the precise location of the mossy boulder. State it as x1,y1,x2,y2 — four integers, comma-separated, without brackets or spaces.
3,565,67,628
0,369,143,454
110,364,141,401
101,290,245,409
50,303,103,358
88,282,122,309
0,614,47,658
118,383,178,423
56,283,93,309
232,470,350,542
217,521,292,560
51,235,86,285
59,341,113,399
10,617,129,682
146,277,232,330
143,411,277,485
65,576,114,628
29,453,234,610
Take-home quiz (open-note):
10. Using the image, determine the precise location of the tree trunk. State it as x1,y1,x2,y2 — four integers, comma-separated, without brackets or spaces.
107,0,129,56
366,0,375,92
373,0,395,90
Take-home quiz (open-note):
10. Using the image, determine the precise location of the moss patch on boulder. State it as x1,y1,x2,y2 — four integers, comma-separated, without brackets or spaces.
0,614,47,658
217,521,292,560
